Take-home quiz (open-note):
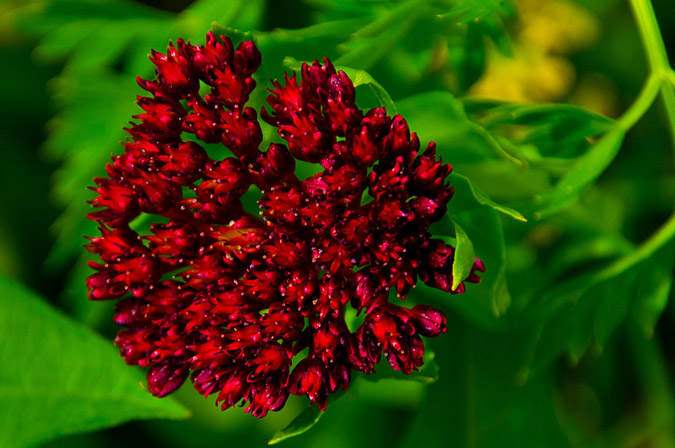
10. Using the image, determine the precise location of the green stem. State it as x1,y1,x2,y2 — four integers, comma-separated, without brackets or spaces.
596,211,675,282
629,0,675,151
629,0,670,74
617,74,659,131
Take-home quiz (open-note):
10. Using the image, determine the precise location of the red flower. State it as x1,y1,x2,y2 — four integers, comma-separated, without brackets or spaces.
86,32,484,418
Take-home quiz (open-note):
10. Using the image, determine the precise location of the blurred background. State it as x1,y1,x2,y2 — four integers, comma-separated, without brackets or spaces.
1,0,675,446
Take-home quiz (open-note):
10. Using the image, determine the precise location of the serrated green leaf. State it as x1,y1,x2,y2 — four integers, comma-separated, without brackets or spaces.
0,276,189,448
451,220,476,291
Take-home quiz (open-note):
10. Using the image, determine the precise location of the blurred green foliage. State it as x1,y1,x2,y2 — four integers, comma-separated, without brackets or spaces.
1,0,675,447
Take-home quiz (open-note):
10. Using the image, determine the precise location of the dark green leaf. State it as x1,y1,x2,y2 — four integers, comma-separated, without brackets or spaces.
442,0,515,23
402,316,566,448
268,390,344,446
334,0,428,70
523,234,674,376
268,406,324,445
358,352,439,384
0,276,189,448
460,21,487,90
189,0,265,34
210,21,256,45
633,242,675,338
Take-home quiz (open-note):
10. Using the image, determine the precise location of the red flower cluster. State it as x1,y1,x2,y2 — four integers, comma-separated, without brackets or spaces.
86,33,484,418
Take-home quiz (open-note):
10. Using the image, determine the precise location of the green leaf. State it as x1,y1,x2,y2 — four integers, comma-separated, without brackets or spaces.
336,66,397,114
255,17,370,67
268,406,324,445
474,102,615,133
451,221,476,291
633,242,675,338
442,0,514,23
210,21,256,45
523,234,675,376
0,276,189,448
334,0,427,70
450,172,527,222
44,68,138,268
422,207,510,328
532,126,625,219
456,22,487,91
187,0,264,35
402,315,567,448
397,91,527,166
358,351,439,384
279,59,396,114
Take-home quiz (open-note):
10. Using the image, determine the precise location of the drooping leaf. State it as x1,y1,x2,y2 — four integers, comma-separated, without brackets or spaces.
0,276,189,448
